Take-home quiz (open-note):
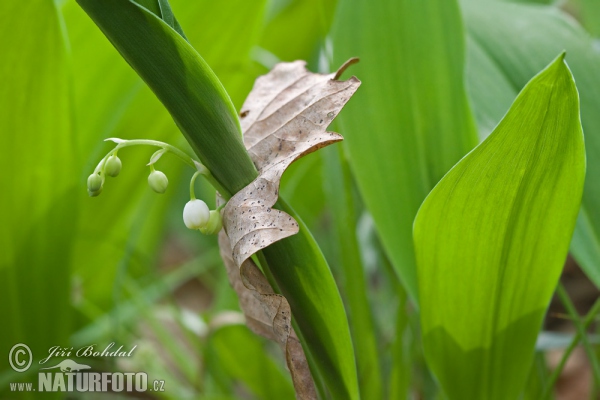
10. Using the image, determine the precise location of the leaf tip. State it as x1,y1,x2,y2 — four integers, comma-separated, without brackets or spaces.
333,57,360,80
549,50,568,72
558,50,566,61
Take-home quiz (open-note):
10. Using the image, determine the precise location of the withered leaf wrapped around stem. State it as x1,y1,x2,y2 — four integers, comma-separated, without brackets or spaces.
218,59,360,399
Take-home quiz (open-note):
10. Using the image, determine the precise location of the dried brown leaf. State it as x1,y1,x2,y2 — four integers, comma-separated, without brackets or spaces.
223,59,360,265
218,232,315,399
217,60,360,399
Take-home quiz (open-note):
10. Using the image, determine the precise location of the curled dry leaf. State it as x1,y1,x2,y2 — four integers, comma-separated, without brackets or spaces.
218,232,315,399
218,59,360,399
224,58,360,265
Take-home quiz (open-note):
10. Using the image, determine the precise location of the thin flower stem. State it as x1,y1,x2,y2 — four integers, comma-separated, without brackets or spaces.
189,171,201,200
94,139,196,172
542,293,600,399
93,138,231,199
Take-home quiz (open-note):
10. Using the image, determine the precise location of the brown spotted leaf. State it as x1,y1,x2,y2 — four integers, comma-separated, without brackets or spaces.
223,59,360,265
218,59,360,399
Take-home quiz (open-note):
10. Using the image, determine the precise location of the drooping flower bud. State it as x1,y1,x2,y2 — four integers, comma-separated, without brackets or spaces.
148,170,168,193
105,155,122,177
87,173,103,192
199,210,223,235
183,199,210,230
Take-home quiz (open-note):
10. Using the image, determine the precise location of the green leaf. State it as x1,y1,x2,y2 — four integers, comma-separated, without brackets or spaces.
414,54,585,400
463,0,600,288
581,0,600,36
332,0,478,302
174,0,267,108
465,35,517,139
260,0,337,63
0,1,76,395
133,0,186,38
322,145,382,399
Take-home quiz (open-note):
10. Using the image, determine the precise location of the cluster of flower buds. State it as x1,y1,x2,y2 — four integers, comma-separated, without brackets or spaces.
87,138,223,235
87,154,123,197
87,154,171,197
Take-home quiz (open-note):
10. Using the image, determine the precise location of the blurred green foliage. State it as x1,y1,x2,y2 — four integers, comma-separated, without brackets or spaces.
2,0,600,399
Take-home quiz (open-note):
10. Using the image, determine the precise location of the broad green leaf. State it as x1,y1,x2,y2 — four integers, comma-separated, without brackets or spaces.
175,0,267,109
463,0,600,288
581,0,600,37
261,0,337,63
332,0,478,302
414,54,585,400
0,1,76,395
465,36,517,139
322,145,382,399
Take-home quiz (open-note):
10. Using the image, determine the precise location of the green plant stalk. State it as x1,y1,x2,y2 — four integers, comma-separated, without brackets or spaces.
542,296,600,399
100,139,195,168
96,139,229,197
77,1,359,397
555,284,600,392
389,283,412,399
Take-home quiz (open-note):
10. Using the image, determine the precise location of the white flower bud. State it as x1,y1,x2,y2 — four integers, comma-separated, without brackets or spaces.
183,199,210,230
148,170,168,193
105,155,122,177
